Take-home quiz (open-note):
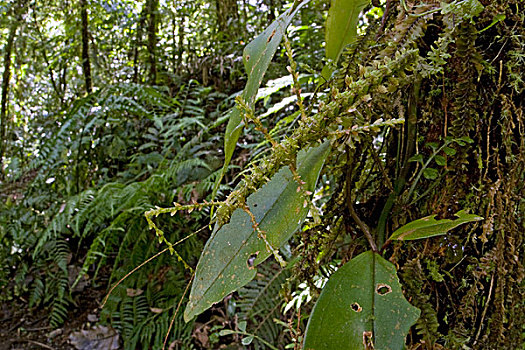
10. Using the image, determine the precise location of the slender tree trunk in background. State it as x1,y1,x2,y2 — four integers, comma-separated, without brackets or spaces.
60,57,68,94
80,0,92,94
0,1,26,177
240,0,248,42
132,9,146,84
177,10,185,73
146,0,158,85
216,0,239,38
266,0,276,24
171,12,177,76
32,12,64,106
0,21,18,177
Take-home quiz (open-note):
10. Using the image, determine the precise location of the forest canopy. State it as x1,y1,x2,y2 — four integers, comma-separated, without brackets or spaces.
0,0,523,349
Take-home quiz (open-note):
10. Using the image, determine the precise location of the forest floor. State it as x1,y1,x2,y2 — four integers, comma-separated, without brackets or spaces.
0,275,107,349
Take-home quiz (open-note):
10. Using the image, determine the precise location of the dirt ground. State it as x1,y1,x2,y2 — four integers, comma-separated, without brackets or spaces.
0,283,106,350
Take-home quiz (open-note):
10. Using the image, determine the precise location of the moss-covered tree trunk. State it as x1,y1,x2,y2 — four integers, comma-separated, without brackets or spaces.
368,1,524,348
295,1,523,348
402,2,523,348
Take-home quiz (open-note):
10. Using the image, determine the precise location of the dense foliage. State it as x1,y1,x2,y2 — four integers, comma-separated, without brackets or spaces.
0,0,523,349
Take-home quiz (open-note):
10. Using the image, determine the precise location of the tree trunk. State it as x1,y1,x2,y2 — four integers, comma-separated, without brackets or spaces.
146,0,158,85
32,10,64,106
265,0,277,24
80,0,92,94
132,12,145,83
216,0,239,38
0,0,27,177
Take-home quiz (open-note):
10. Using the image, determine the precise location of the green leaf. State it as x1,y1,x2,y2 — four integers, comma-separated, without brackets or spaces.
389,210,483,241
323,0,370,79
426,142,439,152
242,335,254,345
238,321,247,332
304,251,420,350
477,13,505,34
325,0,369,61
408,154,424,164
217,0,312,196
441,0,484,20
184,141,331,321
459,136,474,143
434,154,446,166
219,329,236,336
442,146,456,156
423,167,439,180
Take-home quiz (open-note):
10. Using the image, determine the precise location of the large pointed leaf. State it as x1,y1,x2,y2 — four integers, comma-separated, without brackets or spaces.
220,0,311,189
325,0,369,61
389,210,483,241
322,0,369,79
304,251,420,350
184,141,331,321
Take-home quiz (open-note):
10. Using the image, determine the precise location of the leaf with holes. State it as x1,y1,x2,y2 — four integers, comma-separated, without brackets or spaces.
220,0,312,189
184,141,331,321
304,251,420,350
389,210,483,241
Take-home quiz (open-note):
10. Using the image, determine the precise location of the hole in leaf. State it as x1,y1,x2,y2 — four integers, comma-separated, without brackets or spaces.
245,55,250,61
253,203,258,208
351,302,362,312
376,283,392,295
246,252,259,269
267,29,276,43
362,331,373,349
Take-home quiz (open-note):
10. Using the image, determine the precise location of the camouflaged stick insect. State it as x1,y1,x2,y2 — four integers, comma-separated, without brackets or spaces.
237,91,324,230
214,48,419,227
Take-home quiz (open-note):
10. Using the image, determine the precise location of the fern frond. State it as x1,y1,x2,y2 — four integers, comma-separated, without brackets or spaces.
237,262,291,349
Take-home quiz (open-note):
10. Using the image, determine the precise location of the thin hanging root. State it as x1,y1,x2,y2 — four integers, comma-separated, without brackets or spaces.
163,273,195,350
101,226,205,308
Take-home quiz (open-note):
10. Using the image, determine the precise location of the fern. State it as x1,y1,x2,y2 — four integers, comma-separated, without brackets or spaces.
237,262,291,349
400,258,441,346
43,236,72,328
1,77,225,350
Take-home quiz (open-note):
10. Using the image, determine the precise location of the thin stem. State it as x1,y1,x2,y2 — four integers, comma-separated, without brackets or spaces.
344,151,378,252
406,142,448,200
101,247,170,308
145,201,222,253
242,205,286,267
237,96,277,147
283,35,307,122
236,331,280,350
102,226,204,308
163,273,195,350
377,79,420,247
348,201,378,252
